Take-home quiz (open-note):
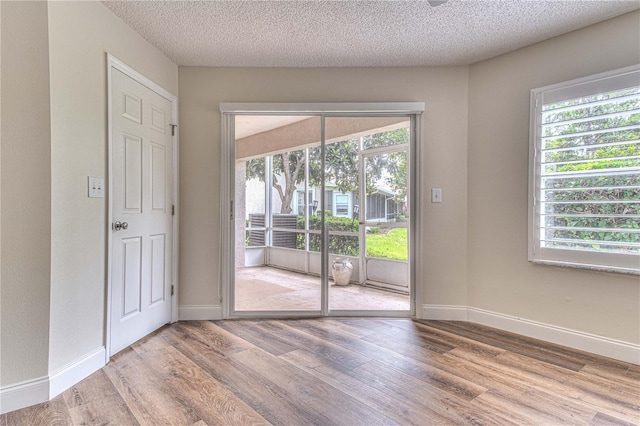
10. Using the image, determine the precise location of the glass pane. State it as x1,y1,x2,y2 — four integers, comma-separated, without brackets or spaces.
308,233,321,253
362,127,410,150
365,227,408,261
234,114,413,314
234,115,321,312
316,138,361,227
246,228,265,247
364,150,409,223
244,157,266,215
324,116,410,150
325,117,411,312
328,234,359,256
539,86,640,256
272,230,301,249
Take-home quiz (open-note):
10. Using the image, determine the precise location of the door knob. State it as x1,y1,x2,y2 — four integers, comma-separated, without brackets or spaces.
113,221,129,231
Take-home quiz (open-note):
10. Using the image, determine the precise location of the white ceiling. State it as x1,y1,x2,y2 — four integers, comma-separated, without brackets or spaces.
102,0,640,67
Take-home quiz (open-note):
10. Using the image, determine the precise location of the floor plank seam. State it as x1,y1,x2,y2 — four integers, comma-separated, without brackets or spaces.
3,318,639,426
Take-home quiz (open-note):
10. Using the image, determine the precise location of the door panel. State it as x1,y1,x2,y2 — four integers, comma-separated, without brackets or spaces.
150,105,166,133
122,237,142,317
123,134,142,212
151,142,167,212
150,234,167,305
110,68,173,355
122,92,142,124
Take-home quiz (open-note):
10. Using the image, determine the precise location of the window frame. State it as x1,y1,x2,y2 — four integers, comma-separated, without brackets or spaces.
528,64,640,275
334,193,350,217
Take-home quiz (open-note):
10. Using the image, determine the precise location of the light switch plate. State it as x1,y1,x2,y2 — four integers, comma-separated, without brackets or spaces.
431,188,442,203
88,176,104,198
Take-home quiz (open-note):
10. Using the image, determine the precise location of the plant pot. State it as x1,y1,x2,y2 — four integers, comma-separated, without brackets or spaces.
331,258,353,286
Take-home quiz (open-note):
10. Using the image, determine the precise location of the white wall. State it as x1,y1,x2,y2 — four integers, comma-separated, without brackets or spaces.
467,11,640,344
0,0,52,387
47,1,178,373
178,66,470,310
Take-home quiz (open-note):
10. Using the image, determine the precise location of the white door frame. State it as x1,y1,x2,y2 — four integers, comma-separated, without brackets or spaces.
219,103,424,319
105,54,179,363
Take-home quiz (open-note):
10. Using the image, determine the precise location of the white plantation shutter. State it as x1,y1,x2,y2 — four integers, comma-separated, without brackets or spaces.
529,65,640,274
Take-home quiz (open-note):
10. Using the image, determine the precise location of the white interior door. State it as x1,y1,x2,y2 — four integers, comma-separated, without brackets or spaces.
110,67,174,356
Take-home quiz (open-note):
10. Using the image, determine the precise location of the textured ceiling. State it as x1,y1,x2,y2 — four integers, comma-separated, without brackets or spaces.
102,1,640,67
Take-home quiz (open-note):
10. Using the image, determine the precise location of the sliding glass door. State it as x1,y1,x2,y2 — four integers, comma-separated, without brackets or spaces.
222,104,422,318
234,115,322,313
324,117,411,312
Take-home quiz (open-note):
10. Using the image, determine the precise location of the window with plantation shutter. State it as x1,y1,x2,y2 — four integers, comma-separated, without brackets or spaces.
529,65,640,274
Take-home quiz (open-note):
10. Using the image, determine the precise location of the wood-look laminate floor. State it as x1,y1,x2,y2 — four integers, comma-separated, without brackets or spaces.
2,319,639,425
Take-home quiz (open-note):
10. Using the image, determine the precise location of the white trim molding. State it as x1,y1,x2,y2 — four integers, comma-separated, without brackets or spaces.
423,304,640,365
220,102,425,114
0,347,106,414
0,376,49,415
178,305,223,321
422,304,469,321
49,347,105,399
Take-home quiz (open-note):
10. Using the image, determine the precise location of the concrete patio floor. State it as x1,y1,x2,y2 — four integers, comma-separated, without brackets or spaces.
235,266,410,312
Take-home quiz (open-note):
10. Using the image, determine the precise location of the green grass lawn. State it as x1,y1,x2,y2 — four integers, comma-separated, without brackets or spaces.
366,228,408,261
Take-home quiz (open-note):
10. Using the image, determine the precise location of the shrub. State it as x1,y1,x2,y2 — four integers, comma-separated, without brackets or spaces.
296,212,359,256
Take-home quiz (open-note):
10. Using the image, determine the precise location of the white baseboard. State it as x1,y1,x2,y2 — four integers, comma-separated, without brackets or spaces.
178,305,222,321
422,304,468,321
0,376,49,415
0,347,106,415
49,347,106,399
422,304,640,365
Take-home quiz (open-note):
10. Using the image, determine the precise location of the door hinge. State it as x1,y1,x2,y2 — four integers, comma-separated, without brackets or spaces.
172,204,175,216
171,285,175,296
230,200,234,220
170,124,178,136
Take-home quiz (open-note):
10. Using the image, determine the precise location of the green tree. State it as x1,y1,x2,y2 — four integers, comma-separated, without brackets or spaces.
245,151,306,214
246,128,410,214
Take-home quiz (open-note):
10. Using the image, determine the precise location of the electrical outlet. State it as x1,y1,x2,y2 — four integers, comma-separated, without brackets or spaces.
431,188,442,203
88,176,104,198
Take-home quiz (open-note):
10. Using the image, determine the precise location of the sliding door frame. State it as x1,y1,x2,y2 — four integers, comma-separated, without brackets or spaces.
220,103,424,319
